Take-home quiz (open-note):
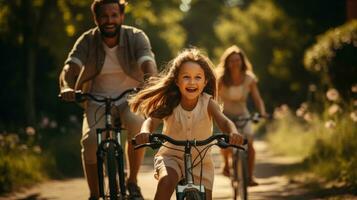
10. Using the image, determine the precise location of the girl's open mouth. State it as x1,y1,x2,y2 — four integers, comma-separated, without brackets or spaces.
186,88,198,93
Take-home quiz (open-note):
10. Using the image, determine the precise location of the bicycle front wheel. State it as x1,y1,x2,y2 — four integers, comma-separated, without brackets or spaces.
233,150,248,200
184,190,203,200
106,143,118,200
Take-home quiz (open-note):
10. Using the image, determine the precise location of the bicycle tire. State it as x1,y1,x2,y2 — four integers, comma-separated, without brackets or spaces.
97,154,105,197
184,190,202,200
233,150,248,200
106,143,118,200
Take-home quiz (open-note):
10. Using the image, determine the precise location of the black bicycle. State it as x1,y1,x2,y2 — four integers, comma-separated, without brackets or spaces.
60,88,137,200
133,133,246,200
229,113,268,200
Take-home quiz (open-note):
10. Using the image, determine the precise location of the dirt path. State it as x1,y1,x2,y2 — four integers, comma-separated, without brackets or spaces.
0,140,324,200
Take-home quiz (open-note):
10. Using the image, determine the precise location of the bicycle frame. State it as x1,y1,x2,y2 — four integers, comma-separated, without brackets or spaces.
229,113,268,200
96,96,126,198
176,141,205,200
133,134,244,200
60,89,137,199
231,146,248,200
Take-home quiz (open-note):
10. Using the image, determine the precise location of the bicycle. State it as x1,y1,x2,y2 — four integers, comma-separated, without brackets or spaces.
133,133,246,200
60,88,137,200
229,113,268,200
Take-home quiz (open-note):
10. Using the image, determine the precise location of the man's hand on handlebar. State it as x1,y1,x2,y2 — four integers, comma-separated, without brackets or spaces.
60,88,76,102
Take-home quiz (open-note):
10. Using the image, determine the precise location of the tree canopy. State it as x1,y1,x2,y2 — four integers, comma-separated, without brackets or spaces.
0,0,350,129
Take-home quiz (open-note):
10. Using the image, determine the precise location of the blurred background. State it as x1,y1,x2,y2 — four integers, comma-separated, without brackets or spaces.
0,0,356,195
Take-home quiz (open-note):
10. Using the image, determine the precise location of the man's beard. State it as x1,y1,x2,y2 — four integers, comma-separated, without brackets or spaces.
99,24,121,38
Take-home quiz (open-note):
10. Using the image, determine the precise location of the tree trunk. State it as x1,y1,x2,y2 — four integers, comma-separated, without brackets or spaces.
22,0,36,126
21,0,54,126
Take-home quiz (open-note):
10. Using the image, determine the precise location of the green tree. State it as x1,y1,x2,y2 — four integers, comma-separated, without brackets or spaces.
214,0,312,108
212,0,346,109
304,20,357,100
125,0,186,68
0,0,91,127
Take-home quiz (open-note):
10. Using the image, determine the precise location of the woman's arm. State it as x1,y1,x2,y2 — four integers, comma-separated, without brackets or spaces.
250,82,267,116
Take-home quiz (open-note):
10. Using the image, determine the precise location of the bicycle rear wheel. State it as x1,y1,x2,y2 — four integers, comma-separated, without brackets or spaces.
232,150,248,200
106,143,118,200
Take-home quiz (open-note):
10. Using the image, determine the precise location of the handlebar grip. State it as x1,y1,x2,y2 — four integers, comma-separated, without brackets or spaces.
58,90,83,102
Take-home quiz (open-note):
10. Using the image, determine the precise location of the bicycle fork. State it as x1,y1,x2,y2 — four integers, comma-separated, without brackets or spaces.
96,128,126,198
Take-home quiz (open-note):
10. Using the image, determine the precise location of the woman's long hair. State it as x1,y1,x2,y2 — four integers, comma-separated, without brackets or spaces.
216,45,255,87
128,48,217,119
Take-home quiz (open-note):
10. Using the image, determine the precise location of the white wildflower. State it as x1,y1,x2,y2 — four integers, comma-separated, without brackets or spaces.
350,111,357,122
33,145,42,153
309,84,317,92
326,88,339,102
40,117,50,128
325,120,336,129
351,84,357,93
328,104,341,116
296,108,305,117
303,112,313,122
25,126,36,136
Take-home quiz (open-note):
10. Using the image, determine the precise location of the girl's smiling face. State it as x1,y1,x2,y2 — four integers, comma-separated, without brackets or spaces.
176,61,207,108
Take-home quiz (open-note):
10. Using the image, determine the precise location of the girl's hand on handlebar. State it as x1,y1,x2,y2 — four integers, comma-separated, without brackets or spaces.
229,133,244,146
134,132,150,145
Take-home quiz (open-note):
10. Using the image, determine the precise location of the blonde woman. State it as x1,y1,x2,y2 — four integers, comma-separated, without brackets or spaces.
217,45,267,186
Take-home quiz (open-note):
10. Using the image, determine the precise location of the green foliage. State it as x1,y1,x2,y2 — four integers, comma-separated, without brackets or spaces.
0,133,53,193
0,116,84,194
304,20,357,99
306,112,357,186
267,98,357,187
214,0,315,108
125,0,186,67
266,105,316,157
181,0,223,55
39,128,82,178
304,20,357,72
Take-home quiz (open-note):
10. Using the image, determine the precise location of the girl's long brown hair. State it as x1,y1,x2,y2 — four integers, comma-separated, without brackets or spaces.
128,48,217,119
216,45,255,87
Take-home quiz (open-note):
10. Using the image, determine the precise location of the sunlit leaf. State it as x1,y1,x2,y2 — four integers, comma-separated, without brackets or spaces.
66,24,75,37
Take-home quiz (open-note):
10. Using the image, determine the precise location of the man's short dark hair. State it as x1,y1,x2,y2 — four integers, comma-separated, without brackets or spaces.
91,0,126,18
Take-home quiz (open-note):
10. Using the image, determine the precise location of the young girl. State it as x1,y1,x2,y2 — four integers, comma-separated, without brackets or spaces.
129,48,243,200
216,45,267,186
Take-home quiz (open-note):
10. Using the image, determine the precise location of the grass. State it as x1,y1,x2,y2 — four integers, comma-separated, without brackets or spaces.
266,111,316,158
0,120,83,194
265,105,357,190
0,146,52,193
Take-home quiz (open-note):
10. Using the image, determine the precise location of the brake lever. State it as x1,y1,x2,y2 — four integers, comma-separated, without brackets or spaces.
75,91,85,102
216,139,230,149
149,135,162,149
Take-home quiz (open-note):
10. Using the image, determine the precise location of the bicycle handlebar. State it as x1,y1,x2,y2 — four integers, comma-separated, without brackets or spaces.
132,133,247,151
58,88,139,103
232,113,272,130
234,113,271,123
